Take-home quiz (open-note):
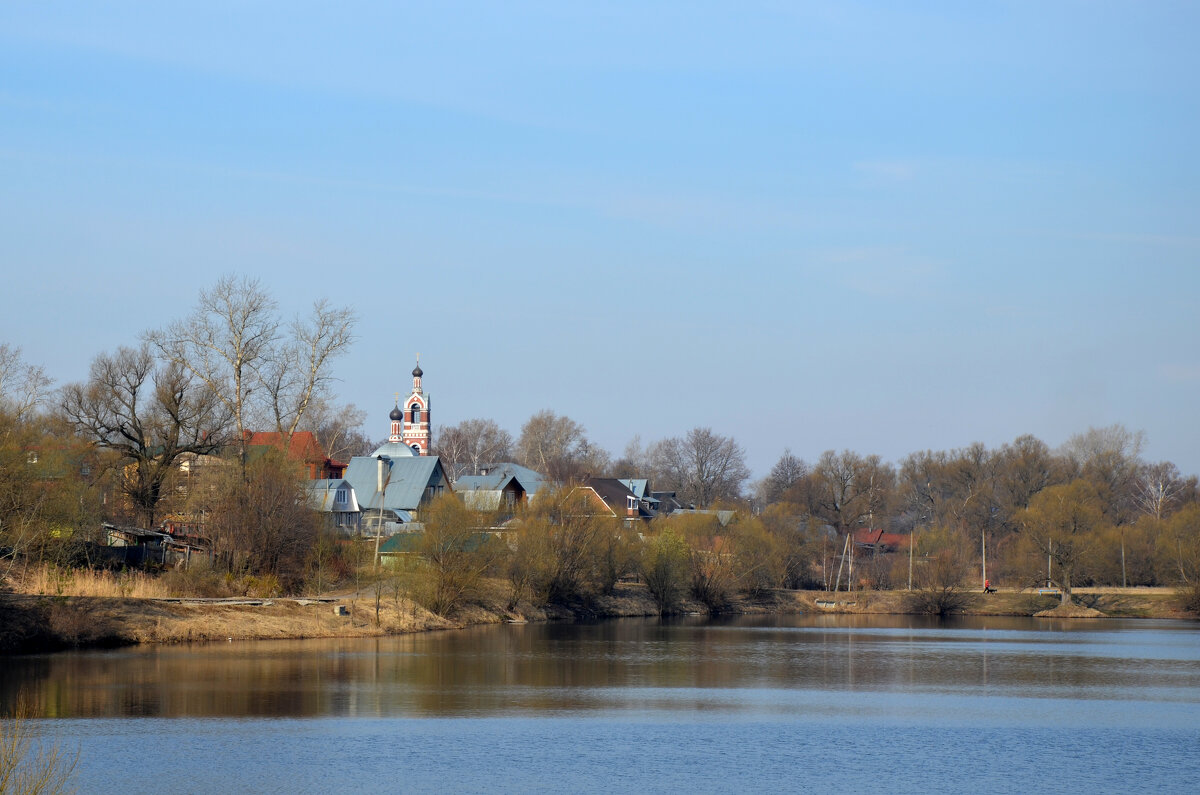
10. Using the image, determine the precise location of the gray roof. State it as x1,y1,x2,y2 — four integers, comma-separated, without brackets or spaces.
369,440,417,458
343,454,449,514
456,463,549,495
305,479,360,513
617,478,650,499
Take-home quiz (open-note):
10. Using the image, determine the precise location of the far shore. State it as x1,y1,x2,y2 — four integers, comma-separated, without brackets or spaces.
1,584,1193,656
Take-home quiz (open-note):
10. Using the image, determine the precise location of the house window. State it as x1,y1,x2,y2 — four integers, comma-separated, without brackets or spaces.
335,489,347,506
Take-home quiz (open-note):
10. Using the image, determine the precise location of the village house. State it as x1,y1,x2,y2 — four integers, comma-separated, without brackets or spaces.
454,463,549,512
851,528,910,553
572,477,657,526
244,430,346,480
305,478,362,533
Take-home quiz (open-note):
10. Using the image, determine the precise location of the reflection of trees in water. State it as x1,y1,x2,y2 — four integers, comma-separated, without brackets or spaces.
4,618,1191,719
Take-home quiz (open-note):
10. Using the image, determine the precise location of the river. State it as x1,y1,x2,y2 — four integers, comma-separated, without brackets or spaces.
4,614,1199,793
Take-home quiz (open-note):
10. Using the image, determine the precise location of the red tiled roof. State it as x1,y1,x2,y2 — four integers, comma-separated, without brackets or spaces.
852,528,910,549
244,430,322,459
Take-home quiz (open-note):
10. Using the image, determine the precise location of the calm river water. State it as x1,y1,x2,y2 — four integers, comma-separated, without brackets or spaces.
3,614,1199,793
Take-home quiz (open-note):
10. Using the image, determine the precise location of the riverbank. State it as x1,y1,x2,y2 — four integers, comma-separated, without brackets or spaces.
1,584,1192,654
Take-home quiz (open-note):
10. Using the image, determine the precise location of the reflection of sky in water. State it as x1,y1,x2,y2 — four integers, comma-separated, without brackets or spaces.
44,715,1200,794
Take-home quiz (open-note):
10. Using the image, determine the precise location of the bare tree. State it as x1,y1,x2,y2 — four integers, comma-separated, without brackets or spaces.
761,448,808,504
200,450,320,591
517,410,607,482
1134,461,1195,520
262,299,357,446
1017,479,1106,605
0,344,52,423
62,345,231,528
800,449,892,534
1060,424,1145,525
303,400,373,461
435,418,513,481
648,427,750,507
146,277,356,474
146,275,278,473
610,435,650,477
994,434,1061,517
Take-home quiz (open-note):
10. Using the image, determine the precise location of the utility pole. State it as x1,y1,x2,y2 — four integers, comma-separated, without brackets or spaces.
908,528,915,591
981,528,987,589
373,455,393,571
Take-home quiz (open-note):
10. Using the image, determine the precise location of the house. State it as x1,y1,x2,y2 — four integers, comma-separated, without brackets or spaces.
454,463,548,511
243,430,346,480
377,527,497,567
650,490,686,514
852,528,910,553
306,478,362,533
342,451,451,536
101,522,211,568
573,478,656,524
671,508,737,527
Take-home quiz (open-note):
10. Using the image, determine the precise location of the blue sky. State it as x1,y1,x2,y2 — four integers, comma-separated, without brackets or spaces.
2,1,1198,479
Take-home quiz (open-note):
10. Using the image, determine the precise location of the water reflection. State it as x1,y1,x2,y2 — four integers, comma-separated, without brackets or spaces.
4,615,1199,721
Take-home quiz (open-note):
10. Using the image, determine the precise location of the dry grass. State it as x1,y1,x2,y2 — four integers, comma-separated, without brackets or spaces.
0,705,78,794
7,564,171,599
121,597,458,644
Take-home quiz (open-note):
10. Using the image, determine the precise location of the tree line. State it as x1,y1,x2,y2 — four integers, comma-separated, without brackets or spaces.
435,415,750,508
3,276,1199,606
756,427,1200,601
1,276,358,591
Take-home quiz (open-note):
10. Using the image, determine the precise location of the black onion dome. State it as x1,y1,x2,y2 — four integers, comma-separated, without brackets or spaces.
412,363,423,377
389,405,404,421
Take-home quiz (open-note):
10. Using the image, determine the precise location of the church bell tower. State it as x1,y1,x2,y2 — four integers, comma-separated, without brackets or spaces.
401,356,431,455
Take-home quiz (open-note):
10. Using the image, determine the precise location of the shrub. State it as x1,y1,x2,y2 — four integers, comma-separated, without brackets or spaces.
903,545,976,616
414,495,502,617
903,586,977,616
506,489,627,607
1178,583,1200,615
0,706,78,794
639,530,689,614
162,560,230,598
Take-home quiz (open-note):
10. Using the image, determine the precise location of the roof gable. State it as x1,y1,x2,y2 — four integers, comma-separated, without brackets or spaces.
305,479,360,512
343,455,449,512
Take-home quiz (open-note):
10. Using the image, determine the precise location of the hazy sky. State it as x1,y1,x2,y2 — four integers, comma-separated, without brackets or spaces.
2,1,1198,479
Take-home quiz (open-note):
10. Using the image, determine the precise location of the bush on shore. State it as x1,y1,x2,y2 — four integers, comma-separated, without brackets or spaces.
0,706,78,795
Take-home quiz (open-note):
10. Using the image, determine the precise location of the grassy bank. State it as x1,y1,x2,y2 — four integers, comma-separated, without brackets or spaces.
1,584,1192,655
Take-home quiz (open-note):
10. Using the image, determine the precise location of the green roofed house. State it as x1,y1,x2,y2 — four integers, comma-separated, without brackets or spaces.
377,526,495,567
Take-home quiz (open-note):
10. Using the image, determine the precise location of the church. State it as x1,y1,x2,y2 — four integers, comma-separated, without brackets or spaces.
311,359,451,534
